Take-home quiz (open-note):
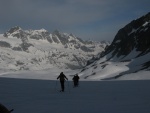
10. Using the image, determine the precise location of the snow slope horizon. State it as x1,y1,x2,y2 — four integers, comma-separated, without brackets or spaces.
0,64,150,81
77,49,150,80
0,45,150,81
1,38,149,81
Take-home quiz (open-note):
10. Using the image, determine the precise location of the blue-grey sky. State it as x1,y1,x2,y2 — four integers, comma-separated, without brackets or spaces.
0,0,149,42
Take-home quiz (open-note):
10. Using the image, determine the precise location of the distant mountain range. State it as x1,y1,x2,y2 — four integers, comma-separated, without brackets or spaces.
79,12,150,80
0,26,109,71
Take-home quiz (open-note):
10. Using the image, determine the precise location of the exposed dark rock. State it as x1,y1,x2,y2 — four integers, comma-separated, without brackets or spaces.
30,35,43,40
104,12,150,58
80,46,93,52
7,26,20,34
12,47,22,51
20,42,33,51
0,41,11,48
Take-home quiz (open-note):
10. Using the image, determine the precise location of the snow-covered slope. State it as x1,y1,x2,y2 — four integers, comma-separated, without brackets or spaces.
0,77,150,113
78,12,150,80
0,26,109,72
78,52,150,80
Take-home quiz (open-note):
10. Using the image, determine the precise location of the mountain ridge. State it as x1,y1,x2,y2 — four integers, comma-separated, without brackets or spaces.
79,12,150,80
0,27,109,71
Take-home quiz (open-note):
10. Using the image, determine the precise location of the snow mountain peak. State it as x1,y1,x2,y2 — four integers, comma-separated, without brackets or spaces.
0,27,109,71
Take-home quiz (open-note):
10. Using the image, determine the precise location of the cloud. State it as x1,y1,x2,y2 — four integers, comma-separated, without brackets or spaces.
0,0,150,41
0,0,113,25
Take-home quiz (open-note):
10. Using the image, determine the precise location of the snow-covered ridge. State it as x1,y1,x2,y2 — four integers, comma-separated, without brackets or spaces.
78,12,150,80
0,26,109,72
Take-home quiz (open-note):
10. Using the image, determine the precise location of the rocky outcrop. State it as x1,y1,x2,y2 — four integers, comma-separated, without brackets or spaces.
105,12,150,57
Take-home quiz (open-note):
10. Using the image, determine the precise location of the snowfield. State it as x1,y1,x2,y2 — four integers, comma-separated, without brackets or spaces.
0,77,150,113
78,50,150,80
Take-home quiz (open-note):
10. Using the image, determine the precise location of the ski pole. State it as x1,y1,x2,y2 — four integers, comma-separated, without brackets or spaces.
67,80,70,93
54,80,57,91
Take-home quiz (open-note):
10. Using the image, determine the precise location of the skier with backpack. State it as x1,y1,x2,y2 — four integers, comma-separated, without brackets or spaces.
57,72,68,92
72,74,80,87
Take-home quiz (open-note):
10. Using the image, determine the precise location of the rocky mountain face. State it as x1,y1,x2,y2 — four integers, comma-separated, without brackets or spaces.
79,12,150,80
0,27,109,71
105,12,150,58
104,12,150,71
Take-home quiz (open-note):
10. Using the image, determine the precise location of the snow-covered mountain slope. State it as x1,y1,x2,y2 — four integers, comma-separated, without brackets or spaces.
79,12,150,80
0,27,109,72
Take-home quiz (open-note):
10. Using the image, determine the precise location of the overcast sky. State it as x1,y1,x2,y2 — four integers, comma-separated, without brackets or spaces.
0,0,149,42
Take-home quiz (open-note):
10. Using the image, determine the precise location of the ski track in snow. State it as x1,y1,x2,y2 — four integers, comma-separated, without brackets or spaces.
0,77,150,113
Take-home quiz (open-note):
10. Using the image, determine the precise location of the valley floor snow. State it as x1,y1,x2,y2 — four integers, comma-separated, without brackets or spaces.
0,77,150,113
